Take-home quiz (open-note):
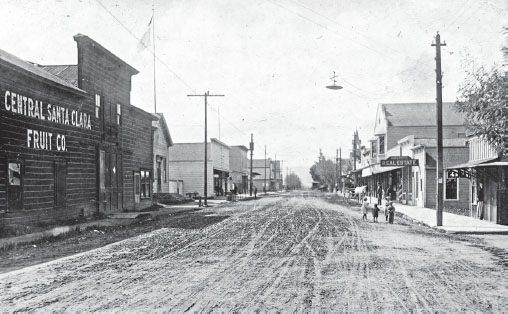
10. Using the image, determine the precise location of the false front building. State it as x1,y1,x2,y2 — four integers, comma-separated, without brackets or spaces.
0,34,156,228
358,103,470,209
168,138,231,197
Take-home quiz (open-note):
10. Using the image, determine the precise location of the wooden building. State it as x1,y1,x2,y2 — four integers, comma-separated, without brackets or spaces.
448,136,508,225
0,47,99,226
252,158,272,192
358,102,470,209
152,113,173,194
229,145,249,194
0,34,156,228
168,138,230,197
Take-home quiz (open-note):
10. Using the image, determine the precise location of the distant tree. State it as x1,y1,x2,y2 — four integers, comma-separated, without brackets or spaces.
455,61,508,154
309,153,353,190
285,173,302,190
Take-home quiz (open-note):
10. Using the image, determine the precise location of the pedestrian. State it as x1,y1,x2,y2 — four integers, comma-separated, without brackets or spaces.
361,197,369,221
476,182,484,220
372,204,379,222
376,182,382,206
388,201,395,224
254,186,258,199
384,197,390,221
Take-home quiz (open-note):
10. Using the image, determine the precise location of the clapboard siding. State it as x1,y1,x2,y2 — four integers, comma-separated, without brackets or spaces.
211,139,230,171
168,161,214,196
121,104,154,210
152,118,170,193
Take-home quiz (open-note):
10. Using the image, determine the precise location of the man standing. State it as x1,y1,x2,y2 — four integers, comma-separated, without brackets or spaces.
376,182,383,206
477,182,484,220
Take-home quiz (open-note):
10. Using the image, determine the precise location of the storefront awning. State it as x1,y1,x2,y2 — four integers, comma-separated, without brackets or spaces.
361,164,404,177
372,165,404,175
447,157,498,170
475,162,508,167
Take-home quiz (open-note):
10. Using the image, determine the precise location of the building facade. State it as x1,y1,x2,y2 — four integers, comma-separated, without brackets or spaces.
0,48,99,226
168,138,230,197
0,34,156,227
152,113,173,194
251,158,281,192
229,145,249,194
448,136,508,225
358,102,470,209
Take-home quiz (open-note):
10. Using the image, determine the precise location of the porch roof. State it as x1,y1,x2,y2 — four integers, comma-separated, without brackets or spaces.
447,157,498,170
475,162,508,167
361,164,404,177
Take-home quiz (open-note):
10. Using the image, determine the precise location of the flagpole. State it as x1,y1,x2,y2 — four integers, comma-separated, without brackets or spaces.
152,4,157,113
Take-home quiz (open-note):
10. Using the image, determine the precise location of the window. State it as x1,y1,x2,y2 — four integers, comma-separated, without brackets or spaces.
95,94,101,118
379,135,385,154
8,162,23,211
141,170,151,198
8,162,21,186
445,170,458,200
116,104,122,125
371,141,377,157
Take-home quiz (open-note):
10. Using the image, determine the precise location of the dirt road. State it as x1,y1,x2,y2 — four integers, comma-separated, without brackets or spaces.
1,193,507,311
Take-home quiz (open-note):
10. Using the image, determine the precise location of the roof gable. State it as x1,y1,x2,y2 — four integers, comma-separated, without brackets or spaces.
382,102,464,127
152,113,173,146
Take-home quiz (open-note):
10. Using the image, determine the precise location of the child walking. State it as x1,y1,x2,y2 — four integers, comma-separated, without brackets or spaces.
361,197,369,221
372,204,380,222
384,197,390,221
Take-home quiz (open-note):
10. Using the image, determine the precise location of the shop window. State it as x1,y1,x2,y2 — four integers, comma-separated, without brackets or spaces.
8,162,21,186
95,94,101,119
445,171,458,200
141,170,151,198
379,136,385,154
8,162,23,211
116,104,122,125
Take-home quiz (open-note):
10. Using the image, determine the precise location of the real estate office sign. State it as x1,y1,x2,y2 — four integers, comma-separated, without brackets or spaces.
380,156,419,167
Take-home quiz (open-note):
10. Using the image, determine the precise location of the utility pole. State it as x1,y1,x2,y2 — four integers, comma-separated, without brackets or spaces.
432,32,446,226
336,149,339,192
275,153,278,191
187,91,224,206
249,133,254,196
353,132,357,186
264,145,267,194
281,160,284,191
339,147,342,192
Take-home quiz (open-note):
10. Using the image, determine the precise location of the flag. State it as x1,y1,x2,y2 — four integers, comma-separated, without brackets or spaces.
137,15,153,52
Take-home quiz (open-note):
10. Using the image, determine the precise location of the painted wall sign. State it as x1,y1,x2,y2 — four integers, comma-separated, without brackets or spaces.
3,90,92,130
2,89,93,152
380,156,419,167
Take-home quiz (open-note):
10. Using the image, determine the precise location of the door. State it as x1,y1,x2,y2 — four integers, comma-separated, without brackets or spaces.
55,161,67,208
109,152,118,211
99,150,106,211
134,171,141,205
156,158,162,193
7,162,23,211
